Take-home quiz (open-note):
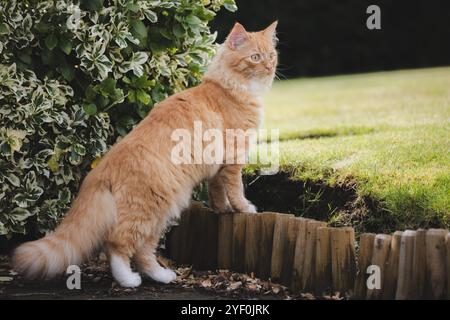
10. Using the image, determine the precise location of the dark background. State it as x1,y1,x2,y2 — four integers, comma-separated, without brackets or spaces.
211,0,450,78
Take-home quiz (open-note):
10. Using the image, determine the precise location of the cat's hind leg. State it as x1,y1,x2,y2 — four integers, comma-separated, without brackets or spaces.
108,252,142,288
135,236,177,284
105,203,149,288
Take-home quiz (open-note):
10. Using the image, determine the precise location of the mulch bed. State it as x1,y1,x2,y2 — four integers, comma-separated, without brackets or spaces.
0,255,343,300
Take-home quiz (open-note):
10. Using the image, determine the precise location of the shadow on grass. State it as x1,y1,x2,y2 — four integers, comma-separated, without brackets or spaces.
263,126,376,143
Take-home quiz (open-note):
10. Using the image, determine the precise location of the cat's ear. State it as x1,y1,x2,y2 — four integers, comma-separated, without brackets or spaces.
226,22,249,50
263,21,278,44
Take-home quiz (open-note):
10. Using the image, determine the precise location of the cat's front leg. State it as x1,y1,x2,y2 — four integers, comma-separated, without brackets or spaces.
208,174,233,213
219,164,257,213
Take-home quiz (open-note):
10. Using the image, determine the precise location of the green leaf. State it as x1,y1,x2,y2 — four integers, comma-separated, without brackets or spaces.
118,115,136,127
0,222,7,236
5,173,20,187
58,189,71,204
130,19,148,40
151,85,166,102
122,76,131,84
34,21,51,33
136,103,152,119
59,38,72,55
18,52,32,64
223,0,238,12
9,208,32,221
197,8,216,21
173,24,185,38
83,103,97,116
116,126,128,137
186,15,202,26
127,90,137,103
73,144,86,156
45,34,58,50
41,49,53,65
86,85,97,102
135,75,155,89
60,64,75,81
0,22,9,34
69,150,82,165
159,28,172,40
144,10,158,23
136,89,152,105
96,95,109,108
81,0,103,11
47,154,60,173
101,78,117,96
126,2,140,13
0,142,11,155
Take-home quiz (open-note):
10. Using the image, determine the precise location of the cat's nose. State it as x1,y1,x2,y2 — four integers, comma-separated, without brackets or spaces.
265,64,274,73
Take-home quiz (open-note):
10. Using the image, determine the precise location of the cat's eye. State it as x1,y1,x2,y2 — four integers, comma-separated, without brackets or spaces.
250,53,261,62
269,52,276,60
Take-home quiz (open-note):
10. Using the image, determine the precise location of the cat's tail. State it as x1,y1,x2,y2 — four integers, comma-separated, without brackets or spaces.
12,175,117,279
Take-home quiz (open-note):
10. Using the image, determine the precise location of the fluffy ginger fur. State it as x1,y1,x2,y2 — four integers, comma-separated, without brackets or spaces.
12,22,278,287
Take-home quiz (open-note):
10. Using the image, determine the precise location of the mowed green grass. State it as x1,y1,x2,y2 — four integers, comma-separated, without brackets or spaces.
261,67,450,230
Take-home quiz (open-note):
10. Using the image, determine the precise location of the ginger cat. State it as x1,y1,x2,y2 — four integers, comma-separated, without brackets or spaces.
12,22,278,288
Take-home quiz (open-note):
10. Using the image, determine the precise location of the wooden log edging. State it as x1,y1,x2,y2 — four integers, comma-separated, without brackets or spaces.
353,233,375,299
366,234,391,300
165,203,450,300
314,227,332,295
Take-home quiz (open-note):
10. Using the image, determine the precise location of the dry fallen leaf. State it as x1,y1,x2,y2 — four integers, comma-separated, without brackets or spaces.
227,281,242,291
301,293,315,300
201,279,212,288
0,276,13,282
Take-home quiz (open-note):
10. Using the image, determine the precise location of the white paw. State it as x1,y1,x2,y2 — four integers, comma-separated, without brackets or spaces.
147,267,177,284
243,202,257,214
116,272,142,288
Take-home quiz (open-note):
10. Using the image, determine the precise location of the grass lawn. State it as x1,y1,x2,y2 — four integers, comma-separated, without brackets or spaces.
259,67,450,231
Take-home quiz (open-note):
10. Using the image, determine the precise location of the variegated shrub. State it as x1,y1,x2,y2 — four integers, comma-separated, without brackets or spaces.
0,0,236,236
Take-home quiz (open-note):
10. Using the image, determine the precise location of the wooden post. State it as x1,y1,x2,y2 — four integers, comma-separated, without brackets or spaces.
270,213,292,283
178,206,194,265
330,227,356,294
217,213,233,270
396,230,416,300
191,208,207,269
353,233,376,299
258,212,277,279
446,233,450,300
291,218,310,290
301,220,327,291
245,213,262,274
366,234,392,299
232,213,247,273
166,224,181,263
203,210,218,270
382,231,402,299
413,229,427,299
346,227,357,294
425,229,447,299
280,216,300,285
315,227,332,295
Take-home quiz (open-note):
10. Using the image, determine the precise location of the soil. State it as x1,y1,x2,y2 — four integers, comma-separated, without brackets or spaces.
244,172,395,234
0,255,327,300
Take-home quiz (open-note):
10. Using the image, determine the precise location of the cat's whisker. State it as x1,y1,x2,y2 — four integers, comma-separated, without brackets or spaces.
275,70,287,80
